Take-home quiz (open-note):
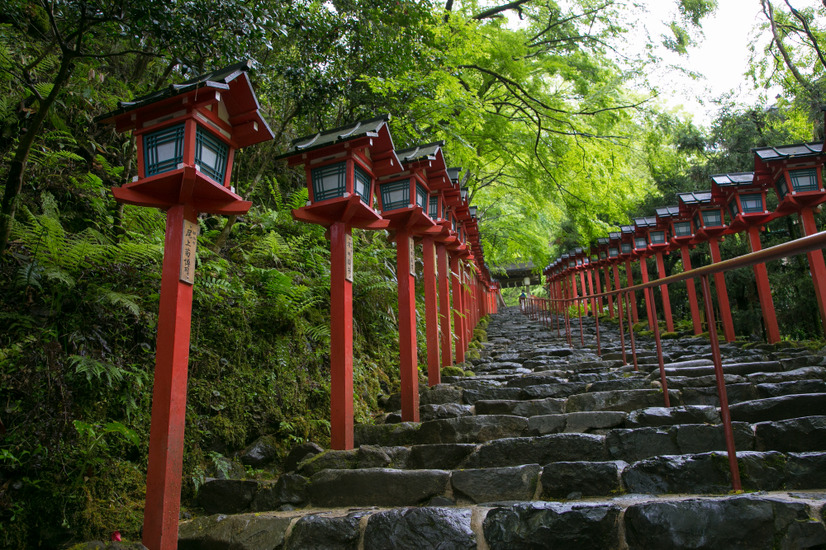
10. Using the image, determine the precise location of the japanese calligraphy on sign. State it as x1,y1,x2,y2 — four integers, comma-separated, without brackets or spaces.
409,237,416,276
345,233,354,283
180,219,199,284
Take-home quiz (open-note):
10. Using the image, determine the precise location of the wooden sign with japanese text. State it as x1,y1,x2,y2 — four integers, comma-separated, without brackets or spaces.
345,233,354,283
180,219,199,284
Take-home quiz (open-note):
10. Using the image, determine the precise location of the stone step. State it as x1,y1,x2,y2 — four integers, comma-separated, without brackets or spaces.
180,492,826,550
730,393,826,422
194,451,826,516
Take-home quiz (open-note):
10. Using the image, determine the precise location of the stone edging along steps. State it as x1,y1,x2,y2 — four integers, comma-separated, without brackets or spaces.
181,307,826,549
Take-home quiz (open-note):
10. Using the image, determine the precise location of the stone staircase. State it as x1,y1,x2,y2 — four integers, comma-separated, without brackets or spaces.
180,307,826,549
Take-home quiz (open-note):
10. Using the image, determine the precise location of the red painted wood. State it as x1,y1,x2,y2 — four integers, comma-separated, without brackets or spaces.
593,265,603,312
396,229,419,422
638,257,656,331
625,259,639,323
422,237,440,386
654,252,674,333
799,207,826,337
587,268,596,317
746,226,780,344
679,245,703,335
451,254,465,363
700,275,742,491
646,286,671,408
708,238,736,343
437,244,452,367
603,267,614,317
329,222,354,449
143,204,196,550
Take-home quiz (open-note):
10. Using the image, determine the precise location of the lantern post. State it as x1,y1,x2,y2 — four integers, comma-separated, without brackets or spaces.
375,144,442,420
97,62,274,550
753,141,826,336
618,226,640,323
278,114,400,449
657,205,703,335
678,191,736,342
395,142,452,386
635,216,675,332
711,172,780,343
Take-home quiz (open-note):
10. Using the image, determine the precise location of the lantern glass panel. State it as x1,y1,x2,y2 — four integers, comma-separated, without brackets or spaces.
576,258,582,266
380,179,410,212
609,247,619,257
415,183,428,210
621,242,632,254
311,162,347,202
195,126,229,183
650,230,666,245
789,168,819,193
674,221,692,237
429,196,439,218
701,209,723,227
728,198,739,219
741,193,764,213
600,251,607,259
353,164,372,204
144,123,185,176
693,213,701,230
451,216,457,232
775,176,788,199
635,237,647,250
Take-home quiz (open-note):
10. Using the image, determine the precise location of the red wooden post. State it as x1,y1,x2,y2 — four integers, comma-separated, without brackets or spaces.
679,245,703,335
594,264,603,313
143,203,196,550
422,236,440,385
701,275,742,491
638,256,656,330
799,207,826,336
604,267,614,317
646,286,671,408
329,222,354,448
437,244,453,367
654,252,674,332
746,226,780,343
396,230,419,421
625,258,639,323
707,238,736,342
612,264,623,314
451,254,466,363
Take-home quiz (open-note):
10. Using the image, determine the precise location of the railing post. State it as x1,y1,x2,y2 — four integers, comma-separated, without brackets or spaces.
646,286,671,407
616,286,627,366
700,274,742,492
624,291,639,371
604,267,614,318
799,207,826,337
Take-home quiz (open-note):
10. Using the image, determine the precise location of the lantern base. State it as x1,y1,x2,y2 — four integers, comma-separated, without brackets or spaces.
112,166,251,215
728,212,775,234
776,193,826,215
382,207,435,233
292,194,389,230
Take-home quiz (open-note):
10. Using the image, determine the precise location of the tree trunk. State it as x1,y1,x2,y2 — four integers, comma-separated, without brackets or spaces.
0,54,75,254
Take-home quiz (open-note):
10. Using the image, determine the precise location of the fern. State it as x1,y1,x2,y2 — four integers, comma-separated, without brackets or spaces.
91,286,141,317
252,231,289,264
68,355,126,387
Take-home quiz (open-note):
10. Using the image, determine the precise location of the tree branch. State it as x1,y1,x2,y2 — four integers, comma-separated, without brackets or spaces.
473,0,533,20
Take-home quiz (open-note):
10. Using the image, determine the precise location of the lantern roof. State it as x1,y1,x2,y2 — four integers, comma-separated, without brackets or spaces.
447,167,462,183
597,237,609,246
396,141,445,163
752,142,823,162
710,172,755,187
608,231,621,240
678,190,714,207
396,141,451,190
634,216,657,229
97,60,273,147
283,113,396,159
620,225,635,235
655,205,681,219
